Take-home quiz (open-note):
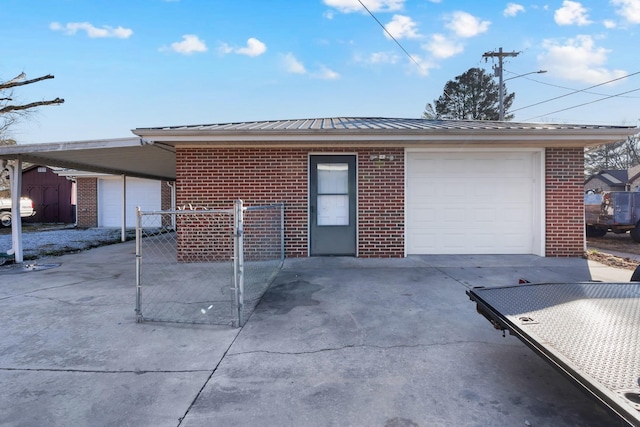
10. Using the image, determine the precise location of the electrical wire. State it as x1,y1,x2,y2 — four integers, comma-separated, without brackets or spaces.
523,86,640,121
511,71,640,113
356,0,427,75
355,0,458,106
507,75,640,99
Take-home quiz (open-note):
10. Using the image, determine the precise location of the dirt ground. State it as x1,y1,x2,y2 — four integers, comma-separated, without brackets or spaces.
586,231,640,270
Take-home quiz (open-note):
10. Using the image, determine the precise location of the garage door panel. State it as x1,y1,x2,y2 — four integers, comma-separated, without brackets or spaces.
476,208,495,222
98,178,161,227
407,151,538,255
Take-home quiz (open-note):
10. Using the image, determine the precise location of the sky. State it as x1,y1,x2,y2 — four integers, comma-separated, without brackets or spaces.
2,0,640,144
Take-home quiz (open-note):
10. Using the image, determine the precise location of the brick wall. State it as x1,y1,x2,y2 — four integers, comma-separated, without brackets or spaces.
357,148,404,257
76,177,98,228
545,147,584,257
176,147,405,258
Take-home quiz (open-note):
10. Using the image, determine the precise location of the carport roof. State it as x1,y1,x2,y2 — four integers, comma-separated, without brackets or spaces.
0,118,637,181
0,137,175,181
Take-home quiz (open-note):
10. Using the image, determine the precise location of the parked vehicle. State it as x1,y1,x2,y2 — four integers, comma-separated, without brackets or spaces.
585,191,640,241
0,197,36,227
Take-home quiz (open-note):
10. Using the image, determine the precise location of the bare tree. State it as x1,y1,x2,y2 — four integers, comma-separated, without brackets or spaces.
0,72,64,140
585,136,640,176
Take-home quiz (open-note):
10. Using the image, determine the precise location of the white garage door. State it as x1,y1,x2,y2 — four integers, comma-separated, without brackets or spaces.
406,151,541,255
98,178,161,227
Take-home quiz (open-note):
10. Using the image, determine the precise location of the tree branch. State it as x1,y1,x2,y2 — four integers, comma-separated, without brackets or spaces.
0,74,55,90
0,98,64,114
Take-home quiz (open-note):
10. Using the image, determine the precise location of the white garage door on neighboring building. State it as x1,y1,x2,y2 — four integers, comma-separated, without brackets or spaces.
98,177,161,227
406,150,543,255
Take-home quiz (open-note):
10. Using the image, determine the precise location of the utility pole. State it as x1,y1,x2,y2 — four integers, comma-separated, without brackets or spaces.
483,47,519,120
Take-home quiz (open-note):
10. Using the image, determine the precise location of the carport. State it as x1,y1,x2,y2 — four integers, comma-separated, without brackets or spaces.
0,137,175,262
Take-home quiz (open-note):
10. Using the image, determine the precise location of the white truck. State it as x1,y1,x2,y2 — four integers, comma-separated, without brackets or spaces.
0,197,36,227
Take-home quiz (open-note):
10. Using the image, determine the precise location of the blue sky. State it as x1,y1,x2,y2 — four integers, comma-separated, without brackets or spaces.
2,0,640,143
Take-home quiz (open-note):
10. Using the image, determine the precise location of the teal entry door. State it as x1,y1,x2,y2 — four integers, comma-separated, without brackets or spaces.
309,155,357,256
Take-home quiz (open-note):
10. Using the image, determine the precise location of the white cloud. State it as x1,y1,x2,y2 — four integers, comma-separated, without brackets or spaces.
504,3,525,17
218,38,267,57
170,34,207,55
444,11,490,38
611,0,640,24
367,51,400,64
49,21,133,38
554,1,592,26
322,0,404,13
312,66,341,80
603,19,617,28
538,35,627,83
384,14,420,39
235,38,267,57
423,33,463,58
280,53,339,79
218,43,233,55
281,53,307,74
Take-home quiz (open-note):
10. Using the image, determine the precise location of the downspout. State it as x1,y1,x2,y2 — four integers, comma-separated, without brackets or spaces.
70,177,78,227
166,181,176,230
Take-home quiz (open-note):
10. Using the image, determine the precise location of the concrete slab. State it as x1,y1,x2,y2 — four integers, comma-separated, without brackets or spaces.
182,257,626,427
0,247,632,426
0,241,240,427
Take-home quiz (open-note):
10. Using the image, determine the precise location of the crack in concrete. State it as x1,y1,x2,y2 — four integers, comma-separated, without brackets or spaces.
0,367,213,374
227,340,517,357
0,277,120,301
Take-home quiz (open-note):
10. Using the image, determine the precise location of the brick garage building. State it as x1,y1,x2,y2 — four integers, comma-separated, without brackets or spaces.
0,118,636,258
132,117,637,258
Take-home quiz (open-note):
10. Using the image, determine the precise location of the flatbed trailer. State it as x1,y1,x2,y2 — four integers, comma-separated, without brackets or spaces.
467,282,640,427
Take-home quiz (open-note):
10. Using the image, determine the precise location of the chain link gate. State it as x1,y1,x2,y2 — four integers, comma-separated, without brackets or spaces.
135,200,284,327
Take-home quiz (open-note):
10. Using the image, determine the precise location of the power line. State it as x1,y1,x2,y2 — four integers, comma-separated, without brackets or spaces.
512,71,640,113
356,0,426,75
504,73,640,99
523,86,640,121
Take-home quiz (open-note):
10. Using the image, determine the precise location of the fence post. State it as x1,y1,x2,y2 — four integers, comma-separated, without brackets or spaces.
135,206,143,323
234,199,245,327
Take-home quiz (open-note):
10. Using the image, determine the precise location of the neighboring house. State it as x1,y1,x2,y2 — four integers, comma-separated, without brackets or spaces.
584,166,640,193
628,164,640,191
54,170,172,228
22,165,75,224
584,169,629,193
0,118,637,258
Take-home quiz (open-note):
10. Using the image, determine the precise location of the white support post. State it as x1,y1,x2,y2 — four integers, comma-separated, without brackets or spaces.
121,175,127,242
10,157,23,263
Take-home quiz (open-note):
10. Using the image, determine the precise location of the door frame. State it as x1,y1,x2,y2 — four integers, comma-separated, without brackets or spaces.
308,153,358,256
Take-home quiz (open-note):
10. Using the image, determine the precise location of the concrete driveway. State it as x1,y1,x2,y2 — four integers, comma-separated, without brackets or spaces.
0,242,631,426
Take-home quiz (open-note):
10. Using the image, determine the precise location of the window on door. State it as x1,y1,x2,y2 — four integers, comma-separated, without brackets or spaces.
317,163,349,226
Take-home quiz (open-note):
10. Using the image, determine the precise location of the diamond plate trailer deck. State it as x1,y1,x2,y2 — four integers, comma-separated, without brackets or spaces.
467,282,640,427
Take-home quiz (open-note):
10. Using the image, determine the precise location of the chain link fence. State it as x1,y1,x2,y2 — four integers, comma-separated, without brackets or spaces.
135,200,284,327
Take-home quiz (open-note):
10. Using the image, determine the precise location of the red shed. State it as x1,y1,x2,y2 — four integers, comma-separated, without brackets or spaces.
21,165,75,224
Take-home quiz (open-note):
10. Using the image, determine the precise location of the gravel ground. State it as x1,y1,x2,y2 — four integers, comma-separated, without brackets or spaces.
0,225,135,261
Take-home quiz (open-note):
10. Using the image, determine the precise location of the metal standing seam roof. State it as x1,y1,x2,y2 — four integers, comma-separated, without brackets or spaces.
135,117,637,132
0,117,637,182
